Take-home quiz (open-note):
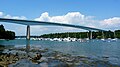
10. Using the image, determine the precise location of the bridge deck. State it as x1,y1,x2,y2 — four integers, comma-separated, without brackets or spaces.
0,18,106,31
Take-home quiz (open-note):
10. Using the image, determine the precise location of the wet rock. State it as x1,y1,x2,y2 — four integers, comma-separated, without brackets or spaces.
40,57,48,62
58,56,68,61
102,56,109,58
91,60,112,67
31,53,42,64
33,53,42,60
32,57,48,64
27,52,36,58
2,49,9,54
0,45,5,52
8,59,40,67
108,57,120,66
0,53,19,67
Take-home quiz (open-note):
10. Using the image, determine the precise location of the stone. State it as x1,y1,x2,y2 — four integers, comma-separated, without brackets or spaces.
33,53,42,60
8,59,40,67
40,57,48,62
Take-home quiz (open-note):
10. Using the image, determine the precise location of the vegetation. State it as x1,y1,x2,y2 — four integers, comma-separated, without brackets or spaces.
0,25,15,40
40,30,120,39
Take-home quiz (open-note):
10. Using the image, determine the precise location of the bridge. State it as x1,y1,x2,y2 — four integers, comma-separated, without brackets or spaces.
0,18,106,39
0,18,106,52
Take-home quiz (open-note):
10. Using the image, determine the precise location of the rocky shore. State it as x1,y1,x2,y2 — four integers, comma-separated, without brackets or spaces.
0,45,119,67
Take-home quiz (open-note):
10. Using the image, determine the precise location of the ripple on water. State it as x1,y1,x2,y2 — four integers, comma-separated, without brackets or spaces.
108,57,120,66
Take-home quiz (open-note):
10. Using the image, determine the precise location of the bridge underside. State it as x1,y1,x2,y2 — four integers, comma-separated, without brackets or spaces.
0,18,106,31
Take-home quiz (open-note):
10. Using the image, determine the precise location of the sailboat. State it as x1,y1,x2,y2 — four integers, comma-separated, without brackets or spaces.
112,31,117,41
101,31,105,41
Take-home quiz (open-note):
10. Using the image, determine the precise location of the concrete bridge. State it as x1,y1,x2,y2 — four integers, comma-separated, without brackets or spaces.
0,18,106,52
0,18,106,38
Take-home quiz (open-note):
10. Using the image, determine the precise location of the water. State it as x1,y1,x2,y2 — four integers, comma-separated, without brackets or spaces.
0,39,120,65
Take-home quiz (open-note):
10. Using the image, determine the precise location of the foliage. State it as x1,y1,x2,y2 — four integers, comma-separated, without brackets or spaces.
0,25,15,40
40,30,120,39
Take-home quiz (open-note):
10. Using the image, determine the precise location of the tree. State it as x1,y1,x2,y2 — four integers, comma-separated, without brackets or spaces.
0,25,15,40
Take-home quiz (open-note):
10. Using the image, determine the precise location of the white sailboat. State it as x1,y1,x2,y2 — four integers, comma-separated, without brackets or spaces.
101,31,105,41
112,31,117,41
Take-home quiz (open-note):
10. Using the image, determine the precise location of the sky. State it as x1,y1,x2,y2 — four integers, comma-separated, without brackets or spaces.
0,0,120,36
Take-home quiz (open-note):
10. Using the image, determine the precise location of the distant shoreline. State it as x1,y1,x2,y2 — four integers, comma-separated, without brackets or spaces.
15,30,120,39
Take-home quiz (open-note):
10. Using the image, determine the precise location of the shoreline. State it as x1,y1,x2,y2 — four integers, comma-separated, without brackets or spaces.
0,45,119,67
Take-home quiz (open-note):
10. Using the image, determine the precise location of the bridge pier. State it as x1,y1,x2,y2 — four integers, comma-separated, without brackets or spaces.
26,25,30,53
89,31,92,39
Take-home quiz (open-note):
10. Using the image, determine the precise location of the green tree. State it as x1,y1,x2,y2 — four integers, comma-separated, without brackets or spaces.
0,25,15,40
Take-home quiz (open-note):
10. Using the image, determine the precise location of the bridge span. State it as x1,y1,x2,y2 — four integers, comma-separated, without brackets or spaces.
0,18,106,31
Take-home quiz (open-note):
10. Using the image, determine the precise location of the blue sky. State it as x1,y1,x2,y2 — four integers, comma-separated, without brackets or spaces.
0,0,120,36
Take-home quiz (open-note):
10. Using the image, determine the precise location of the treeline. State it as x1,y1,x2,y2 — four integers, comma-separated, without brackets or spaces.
0,25,15,40
40,30,120,39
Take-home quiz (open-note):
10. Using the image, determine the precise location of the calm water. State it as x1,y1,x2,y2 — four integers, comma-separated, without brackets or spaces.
0,39,120,65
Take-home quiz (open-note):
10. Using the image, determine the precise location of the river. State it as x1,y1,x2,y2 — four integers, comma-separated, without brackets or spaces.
0,39,120,65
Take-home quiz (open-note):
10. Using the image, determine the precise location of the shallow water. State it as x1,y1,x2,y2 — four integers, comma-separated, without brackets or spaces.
0,39,120,65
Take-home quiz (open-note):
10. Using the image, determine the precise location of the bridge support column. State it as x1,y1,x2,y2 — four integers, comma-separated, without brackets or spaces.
89,31,92,39
26,25,30,53
27,25,30,40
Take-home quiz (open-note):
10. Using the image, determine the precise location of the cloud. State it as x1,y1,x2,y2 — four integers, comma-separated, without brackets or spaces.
0,12,3,17
0,11,27,20
35,12,95,25
35,12,120,31
34,12,97,32
35,12,50,21
100,17,120,30
4,15,27,20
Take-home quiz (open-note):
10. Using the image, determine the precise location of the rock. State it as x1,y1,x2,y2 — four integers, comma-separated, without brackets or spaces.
0,65,4,67
108,57,120,66
8,59,40,67
2,49,9,54
0,45,5,52
28,52,36,58
0,53,19,67
40,57,48,62
31,53,42,64
33,53,42,60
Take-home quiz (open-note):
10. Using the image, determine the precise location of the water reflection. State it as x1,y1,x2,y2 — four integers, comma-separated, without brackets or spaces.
26,39,30,53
